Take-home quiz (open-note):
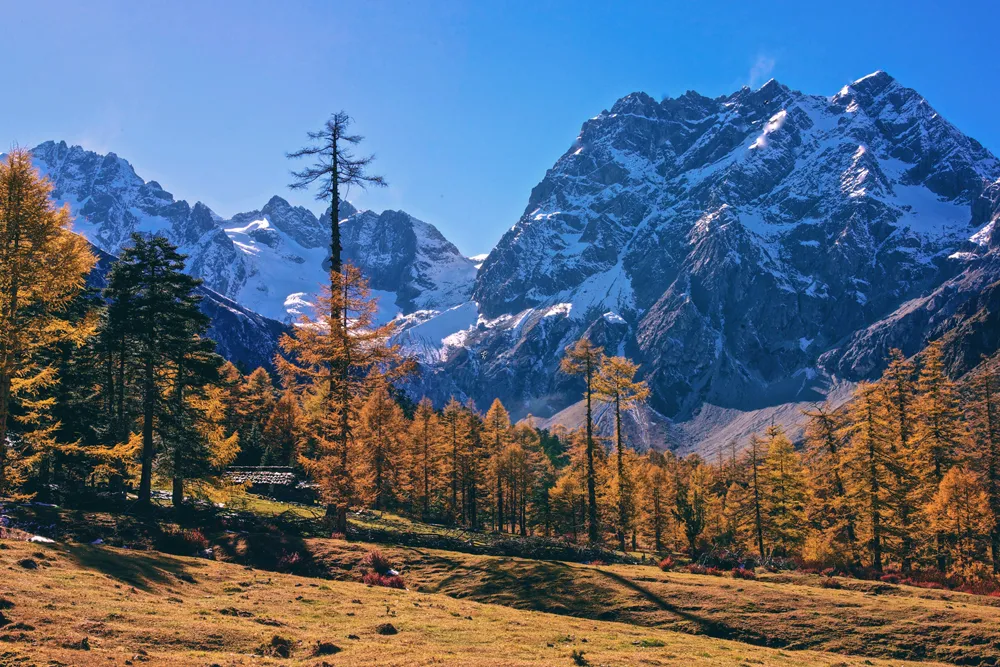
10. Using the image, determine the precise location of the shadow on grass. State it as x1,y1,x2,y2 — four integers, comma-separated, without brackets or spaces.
592,569,780,647
407,551,618,617
59,544,204,592
211,529,318,576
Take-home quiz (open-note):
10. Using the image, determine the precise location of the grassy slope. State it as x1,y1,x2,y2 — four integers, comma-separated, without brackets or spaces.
307,540,1000,666
0,540,944,667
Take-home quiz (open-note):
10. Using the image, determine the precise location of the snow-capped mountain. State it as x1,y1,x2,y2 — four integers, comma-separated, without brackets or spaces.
28,141,477,326
25,70,1000,456
401,71,1000,451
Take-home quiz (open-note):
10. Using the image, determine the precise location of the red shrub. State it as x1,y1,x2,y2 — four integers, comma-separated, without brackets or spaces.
879,574,901,585
821,567,837,578
363,572,406,589
705,567,725,577
820,578,843,589
901,578,946,590
657,557,675,572
330,532,346,541
732,567,756,580
360,549,393,576
686,564,707,575
957,579,1000,596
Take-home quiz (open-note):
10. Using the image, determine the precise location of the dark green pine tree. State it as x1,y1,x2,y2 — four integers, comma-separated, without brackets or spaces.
100,264,139,445
160,312,227,508
105,233,217,508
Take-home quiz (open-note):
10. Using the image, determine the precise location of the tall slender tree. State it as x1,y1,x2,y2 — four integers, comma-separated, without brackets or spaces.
673,459,708,556
913,341,965,570
560,337,605,543
803,404,860,566
879,349,921,572
841,382,894,572
594,355,650,550
746,434,767,558
355,377,407,511
408,397,441,519
483,398,512,532
761,424,809,556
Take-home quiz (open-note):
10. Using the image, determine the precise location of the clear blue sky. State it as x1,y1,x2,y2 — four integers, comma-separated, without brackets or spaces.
5,1,1000,255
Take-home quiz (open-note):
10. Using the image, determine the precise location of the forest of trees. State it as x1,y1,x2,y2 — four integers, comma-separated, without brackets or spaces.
4,137,1000,584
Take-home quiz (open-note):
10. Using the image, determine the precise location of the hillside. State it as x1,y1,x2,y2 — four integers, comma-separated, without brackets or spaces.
0,539,941,667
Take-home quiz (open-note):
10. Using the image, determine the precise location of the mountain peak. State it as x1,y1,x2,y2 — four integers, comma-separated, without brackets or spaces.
839,70,898,100
609,91,659,116
262,194,292,211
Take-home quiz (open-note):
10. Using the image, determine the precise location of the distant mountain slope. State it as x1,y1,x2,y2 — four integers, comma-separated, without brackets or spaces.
28,141,477,325
403,71,1000,448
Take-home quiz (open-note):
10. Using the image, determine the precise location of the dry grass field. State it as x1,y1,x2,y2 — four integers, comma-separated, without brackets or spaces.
0,539,955,667
306,539,1000,665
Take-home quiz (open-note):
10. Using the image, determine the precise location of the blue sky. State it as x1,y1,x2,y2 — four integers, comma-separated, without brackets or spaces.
5,1,1000,255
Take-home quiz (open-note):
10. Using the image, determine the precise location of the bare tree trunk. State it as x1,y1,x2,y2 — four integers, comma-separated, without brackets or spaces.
616,394,626,551
0,373,11,495
585,355,599,544
330,132,342,275
751,442,765,559
138,354,155,507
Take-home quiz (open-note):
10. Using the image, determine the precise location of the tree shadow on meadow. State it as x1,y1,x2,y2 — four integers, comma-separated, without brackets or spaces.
59,544,205,592
411,552,622,618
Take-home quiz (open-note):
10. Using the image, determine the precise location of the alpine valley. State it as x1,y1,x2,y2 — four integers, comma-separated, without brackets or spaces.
30,71,1000,456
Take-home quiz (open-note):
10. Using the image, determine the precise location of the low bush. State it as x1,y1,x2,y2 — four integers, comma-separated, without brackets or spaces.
820,577,842,589
155,527,209,556
731,567,756,580
657,556,675,572
686,563,707,575
901,578,946,590
879,573,901,584
362,572,406,589
360,549,393,576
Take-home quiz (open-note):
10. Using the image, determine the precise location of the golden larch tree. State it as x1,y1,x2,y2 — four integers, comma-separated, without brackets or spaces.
277,264,409,532
594,355,649,550
560,337,605,543
483,398,512,532
0,148,95,493
840,382,895,572
761,424,809,557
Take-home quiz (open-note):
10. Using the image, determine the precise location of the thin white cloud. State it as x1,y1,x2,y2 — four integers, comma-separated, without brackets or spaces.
749,54,776,88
